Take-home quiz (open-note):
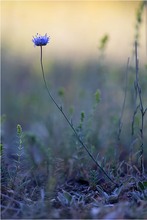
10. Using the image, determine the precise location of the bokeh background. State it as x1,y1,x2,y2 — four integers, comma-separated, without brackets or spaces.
1,1,147,164
1,1,147,63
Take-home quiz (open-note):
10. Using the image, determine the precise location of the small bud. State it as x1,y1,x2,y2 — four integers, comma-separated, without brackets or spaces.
58,87,65,97
69,106,74,115
95,89,101,104
17,124,22,136
81,111,85,123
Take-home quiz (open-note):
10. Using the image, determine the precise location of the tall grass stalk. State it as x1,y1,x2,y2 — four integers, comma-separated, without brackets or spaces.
131,41,147,175
40,46,118,186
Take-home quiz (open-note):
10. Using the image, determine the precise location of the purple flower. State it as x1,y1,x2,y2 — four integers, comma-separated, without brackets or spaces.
32,33,50,46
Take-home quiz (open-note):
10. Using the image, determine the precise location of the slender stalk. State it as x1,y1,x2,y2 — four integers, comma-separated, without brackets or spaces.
40,46,118,186
134,41,146,175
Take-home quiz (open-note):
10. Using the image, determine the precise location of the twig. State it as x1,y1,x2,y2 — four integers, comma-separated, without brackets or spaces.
1,204,21,212
131,104,140,136
1,193,23,205
40,46,118,186
133,41,146,175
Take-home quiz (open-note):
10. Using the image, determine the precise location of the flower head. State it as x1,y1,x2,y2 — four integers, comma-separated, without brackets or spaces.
32,33,50,46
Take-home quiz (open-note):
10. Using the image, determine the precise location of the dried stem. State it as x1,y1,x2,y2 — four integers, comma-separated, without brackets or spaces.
40,46,118,186
131,41,146,175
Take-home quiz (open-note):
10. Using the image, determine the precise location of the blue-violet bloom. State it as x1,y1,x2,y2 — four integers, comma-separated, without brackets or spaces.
32,33,50,46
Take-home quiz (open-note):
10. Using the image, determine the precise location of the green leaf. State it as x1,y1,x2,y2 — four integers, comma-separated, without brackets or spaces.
62,190,72,203
96,185,109,199
138,181,145,191
142,181,147,189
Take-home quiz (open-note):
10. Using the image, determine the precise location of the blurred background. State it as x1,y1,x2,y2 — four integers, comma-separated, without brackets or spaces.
1,1,147,63
1,1,147,165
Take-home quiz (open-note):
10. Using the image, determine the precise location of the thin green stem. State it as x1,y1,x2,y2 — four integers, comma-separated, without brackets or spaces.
40,46,118,186
134,41,145,175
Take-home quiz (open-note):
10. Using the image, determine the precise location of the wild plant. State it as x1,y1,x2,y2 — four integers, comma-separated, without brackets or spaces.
131,42,147,175
32,34,118,186
1,124,24,188
16,124,23,172
89,169,100,189
116,1,147,176
75,90,101,172
86,89,101,135
117,41,147,176
10,124,24,186
134,1,146,46
131,1,147,175
1,124,26,217
98,34,109,60
1,115,7,184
